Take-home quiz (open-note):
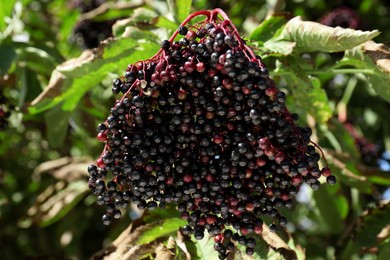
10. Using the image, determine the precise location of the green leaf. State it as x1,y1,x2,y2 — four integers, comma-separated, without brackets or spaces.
263,40,296,57
136,218,187,244
170,0,192,24
236,235,275,259
251,40,296,58
143,206,181,223
29,95,62,115
0,0,16,32
281,16,380,53
249,16,295,58
114,24,159,42
0,43,17,76
29,38,160,113
55,10,80,56
378,240,390,260
339,240,360,260
31,180,89,227
125,7,159,30
355,201,390,248
22,67,43,103
258,225,298,259
342,41,390,103
181,237,199,259
44,104,71,148
366,174,390,186
287,237,306,260
312,185,345,234
156,16,179,31
108,7,162,36
61,42,159,111
17,46,58,75
249,15,288,42
192,233,219,260
281,60,332,124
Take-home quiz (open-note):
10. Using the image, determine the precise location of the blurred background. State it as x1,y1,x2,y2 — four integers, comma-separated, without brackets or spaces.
0,0,389,259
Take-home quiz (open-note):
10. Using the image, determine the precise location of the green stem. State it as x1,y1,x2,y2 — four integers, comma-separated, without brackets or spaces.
340,77,358,105
336,77,358,122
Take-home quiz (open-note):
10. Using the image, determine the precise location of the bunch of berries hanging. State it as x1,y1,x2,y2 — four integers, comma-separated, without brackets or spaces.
87,9,337,259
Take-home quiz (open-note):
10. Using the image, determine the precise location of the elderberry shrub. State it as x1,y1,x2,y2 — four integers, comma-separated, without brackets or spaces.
88,9,337,258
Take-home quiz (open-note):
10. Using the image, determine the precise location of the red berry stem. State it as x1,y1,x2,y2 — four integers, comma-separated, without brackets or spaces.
310,140,329,168
210,8,265,68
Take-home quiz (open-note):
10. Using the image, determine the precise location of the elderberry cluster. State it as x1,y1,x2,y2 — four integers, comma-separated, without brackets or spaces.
0,90,13,131
318,7,360,29
88,9,336,259
344,122,381,166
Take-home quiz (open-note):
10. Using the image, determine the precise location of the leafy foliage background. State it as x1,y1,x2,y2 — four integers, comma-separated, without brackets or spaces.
0,0,390,259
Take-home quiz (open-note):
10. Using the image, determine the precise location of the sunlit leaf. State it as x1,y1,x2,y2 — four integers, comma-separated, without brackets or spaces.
169,0,192,24
249,15,288,42
114,24,159,42
156,16,178,31
192,233,219,260
136,218,187,244
287,237,305,260
155,243,175,259
29,38,160,114
0,0,16,32
124,7,159,30
175,231,193,259
263,40,296,57
61,41,159,112
259,225,298,259
251,40,296,58
143,206,181,223
281,16,380,53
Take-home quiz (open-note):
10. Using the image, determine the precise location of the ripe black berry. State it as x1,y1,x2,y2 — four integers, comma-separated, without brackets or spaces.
178,26,188,35
102,214,112,225
327,175,337,185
